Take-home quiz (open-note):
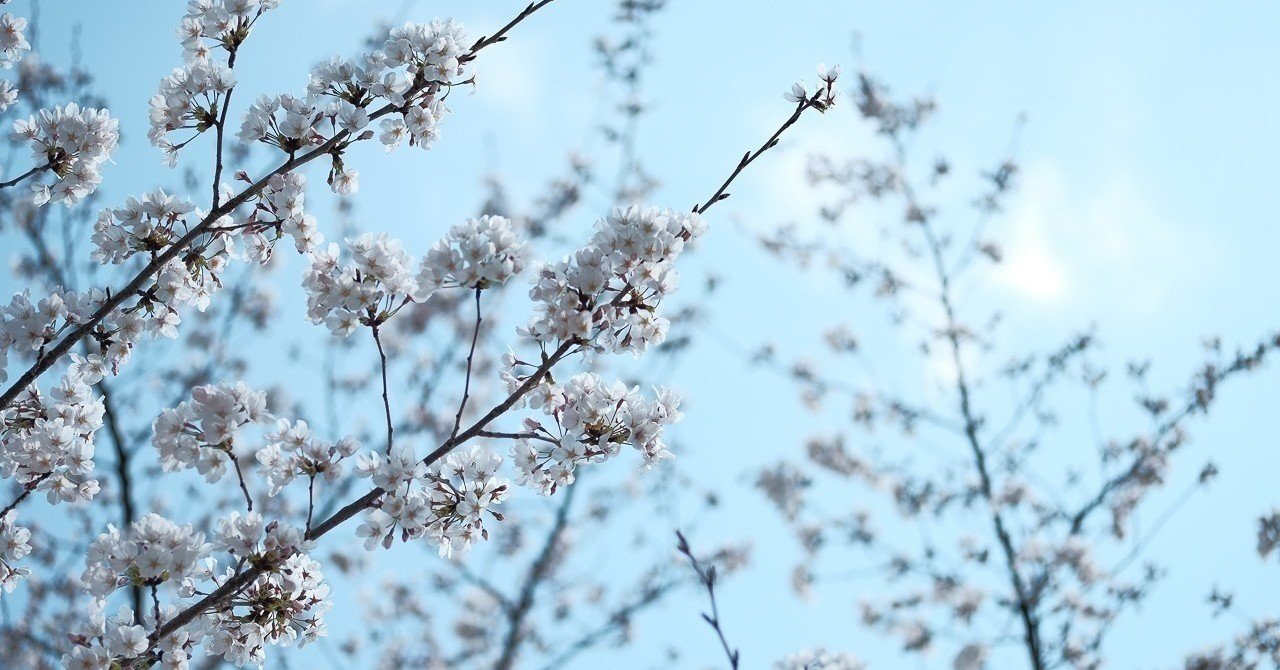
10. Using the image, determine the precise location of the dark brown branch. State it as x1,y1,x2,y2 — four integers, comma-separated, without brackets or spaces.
535,576,682,670
228,449,254,513
0,0,557,412
210,85,235,209
675,530,740,670
98,383,145,621
494,480,579,670
1068,334,1279,535
127,58,825,661
305,475,316,535
371,323,394,454
693,94,821,215
0,473,48,519
0,163,50,190
917,211,1046,670
448,287,484,446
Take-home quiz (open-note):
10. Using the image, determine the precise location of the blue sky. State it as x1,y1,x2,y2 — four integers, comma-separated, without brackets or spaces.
6,1,1280,668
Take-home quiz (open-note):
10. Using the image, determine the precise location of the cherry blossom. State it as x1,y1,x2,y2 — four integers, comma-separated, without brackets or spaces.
524,205,705,355
0,12,29,69
0,3,843,668
775,648,866,670
151,381,271,482
148,59,236,165
0,510,30,592
255,419,359,497
418,214,528,293
355,444,509,558
11,102,118,205
80,513,212,599
509,372,681,494
302,232,419,337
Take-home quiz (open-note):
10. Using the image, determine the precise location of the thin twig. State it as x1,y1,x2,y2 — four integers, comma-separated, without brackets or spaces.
306,475,317,535
675,530,740,669
693,94,822,215
536,576,682,670
125,58,829,662
371,323,394,454
0,163,49,190
211,47,238,209
0,0,554,412
0,475,48,519
448,287,484,446
494,481,579,670
228,450,254,513
463,0,557,58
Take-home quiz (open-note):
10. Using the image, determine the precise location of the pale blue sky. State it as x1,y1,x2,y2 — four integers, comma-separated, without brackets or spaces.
6,1,1280,668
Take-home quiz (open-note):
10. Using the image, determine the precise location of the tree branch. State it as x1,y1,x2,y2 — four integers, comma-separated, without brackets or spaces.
494,479,579,670
0,0,560,412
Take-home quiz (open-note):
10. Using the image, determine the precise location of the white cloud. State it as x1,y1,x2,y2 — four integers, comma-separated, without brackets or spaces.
990,159,1218,321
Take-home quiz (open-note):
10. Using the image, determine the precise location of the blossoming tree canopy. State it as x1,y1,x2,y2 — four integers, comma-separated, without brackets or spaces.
0,0,837,667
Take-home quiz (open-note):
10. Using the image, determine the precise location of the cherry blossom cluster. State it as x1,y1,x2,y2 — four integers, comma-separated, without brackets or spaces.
0,510,31,593
0,11,29,69
12,102,119,206
71,512,327,668
80,513,212,599
775,648,865,670
91,189,201,265
231,172,323,257
524,205,706,354
3,286,203,405
238,90,377,195
0,79,17,112
242,19,473,193
178,0,279,62
149,0,280,165
255,419,359,496
91,175,317,332
92,189,240,316
236,94,359,195
237,93,364,160
355,444,509,557
148,59,236,165
206,551,331,666
382,19,471,84
784,62,841,110
304,215,527,337
371,19,471,151
302,232,419,336
205,521,331,666
151,381,271,482
507,371,681,495
2,290,76,369
418,214,528,291
64,603,154,667
0,7,23,114
0,369,103,504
